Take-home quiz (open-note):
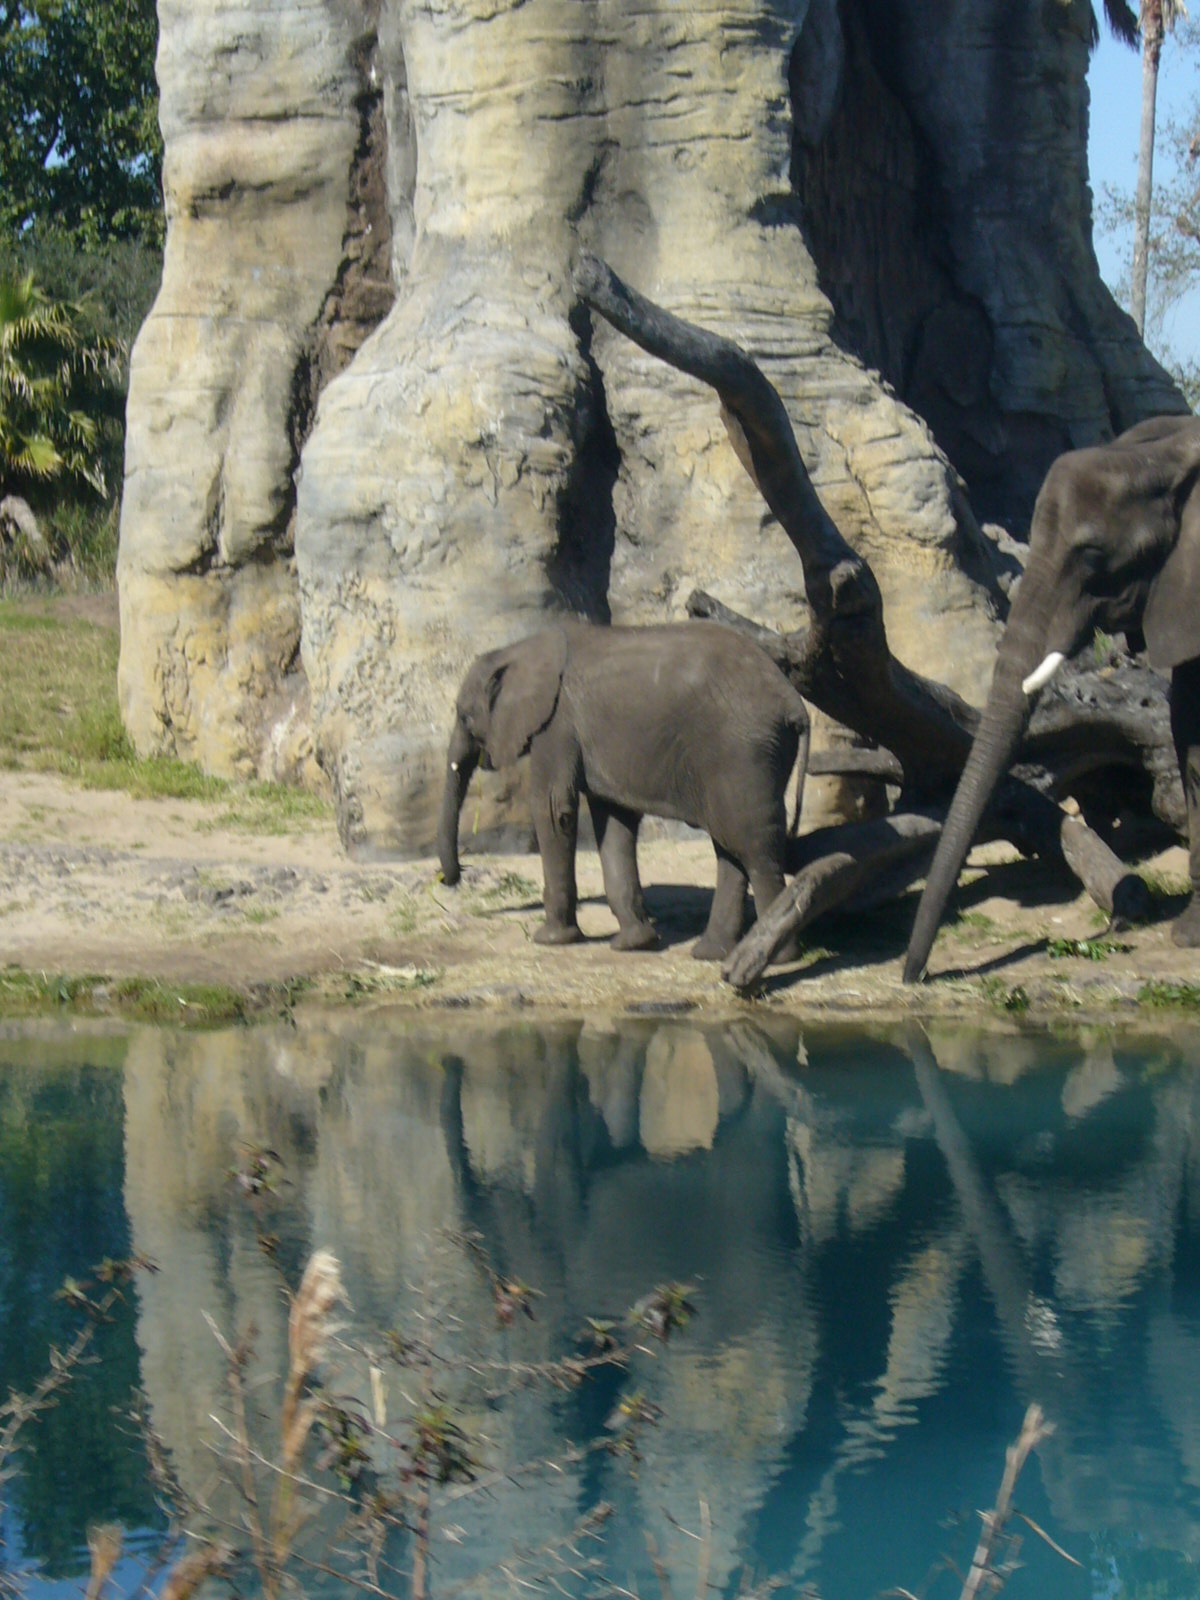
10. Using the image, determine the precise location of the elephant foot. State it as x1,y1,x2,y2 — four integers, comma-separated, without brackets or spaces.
612,922,661,952
534,921,585,946
691,932,735,961
1171,896,1200,947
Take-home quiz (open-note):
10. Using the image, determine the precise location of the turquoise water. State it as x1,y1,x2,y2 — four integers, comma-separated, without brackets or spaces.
2,1015,1200,1599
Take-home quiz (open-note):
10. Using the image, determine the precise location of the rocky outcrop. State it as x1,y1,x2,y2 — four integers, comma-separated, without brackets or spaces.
117,0,392,785
794,0,1185,526
118,0,1184,855
294,0,1007,854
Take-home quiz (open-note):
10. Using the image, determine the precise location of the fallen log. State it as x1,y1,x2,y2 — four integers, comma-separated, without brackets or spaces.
725,814,943,988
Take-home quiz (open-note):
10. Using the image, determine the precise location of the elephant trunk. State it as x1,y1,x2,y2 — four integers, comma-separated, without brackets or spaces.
437,723,480,887
903,572,1057,983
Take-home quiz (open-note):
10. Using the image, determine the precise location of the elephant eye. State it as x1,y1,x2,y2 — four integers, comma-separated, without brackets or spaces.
1073,541,1116,593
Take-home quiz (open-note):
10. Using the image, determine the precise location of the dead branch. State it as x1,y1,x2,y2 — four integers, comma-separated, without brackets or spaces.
689,589,1181,828
1060,815,1153,923
807,748,905,784
960,1405,1053,1600
724,814,941,988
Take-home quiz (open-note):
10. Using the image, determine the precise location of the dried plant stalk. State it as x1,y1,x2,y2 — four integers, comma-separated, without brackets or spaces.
159,1541,236,1600
84,1523,122,1600
275,1250,348,1571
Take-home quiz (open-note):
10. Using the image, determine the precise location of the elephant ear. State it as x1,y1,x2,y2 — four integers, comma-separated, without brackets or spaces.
1143,487,1200,671
486,627,569,769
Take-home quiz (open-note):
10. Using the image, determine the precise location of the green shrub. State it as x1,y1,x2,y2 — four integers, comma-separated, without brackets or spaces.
0,270,120,501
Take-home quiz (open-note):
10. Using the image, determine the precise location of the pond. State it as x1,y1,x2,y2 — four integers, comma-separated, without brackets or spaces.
2,1014,1200,1600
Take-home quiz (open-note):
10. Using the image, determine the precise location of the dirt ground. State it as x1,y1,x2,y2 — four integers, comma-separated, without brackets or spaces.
2,753,1198,1022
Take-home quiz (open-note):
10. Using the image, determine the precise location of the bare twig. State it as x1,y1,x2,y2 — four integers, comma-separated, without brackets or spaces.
204,1311,275,1600
159,1540,237,1600
960,1404,1053,1600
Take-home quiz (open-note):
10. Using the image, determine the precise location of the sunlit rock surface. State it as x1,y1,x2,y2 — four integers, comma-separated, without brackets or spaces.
119,0,1183,853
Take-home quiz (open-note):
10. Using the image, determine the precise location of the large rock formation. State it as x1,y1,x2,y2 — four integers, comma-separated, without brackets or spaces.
118,0,1185,855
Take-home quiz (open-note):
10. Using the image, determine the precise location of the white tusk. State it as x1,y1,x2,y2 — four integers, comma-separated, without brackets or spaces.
450,760,459,772
1021,651,1065,697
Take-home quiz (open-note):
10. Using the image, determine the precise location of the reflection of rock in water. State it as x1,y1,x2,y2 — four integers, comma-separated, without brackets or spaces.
122,1026,321,1495
1060,1040,1121,1121
639,1027,721,1157
926,1024,1044,1084
788,1119,906,1247
579,1021,642,1148
302,1030,465,1319
117,1015,1200,1593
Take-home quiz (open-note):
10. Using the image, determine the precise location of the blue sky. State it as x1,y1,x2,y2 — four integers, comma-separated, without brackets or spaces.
1088,21,1198,361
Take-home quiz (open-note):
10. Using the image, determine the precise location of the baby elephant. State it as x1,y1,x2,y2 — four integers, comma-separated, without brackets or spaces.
437,619,808,960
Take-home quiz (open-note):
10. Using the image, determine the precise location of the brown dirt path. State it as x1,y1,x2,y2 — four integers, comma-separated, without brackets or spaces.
2,762,1197,1022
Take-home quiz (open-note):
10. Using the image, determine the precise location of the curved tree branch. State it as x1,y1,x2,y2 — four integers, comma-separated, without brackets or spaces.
572,255,1169,974
574,253,978,794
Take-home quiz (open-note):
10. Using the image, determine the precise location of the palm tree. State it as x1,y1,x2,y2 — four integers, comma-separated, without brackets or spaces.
1130,0,1187,335
0,270,117,498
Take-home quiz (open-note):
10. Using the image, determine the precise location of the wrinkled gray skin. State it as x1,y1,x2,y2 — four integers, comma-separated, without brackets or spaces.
905,415,1200,982
438,621,809,960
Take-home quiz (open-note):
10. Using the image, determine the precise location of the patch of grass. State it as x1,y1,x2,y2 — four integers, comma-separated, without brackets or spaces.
1137,980,1200,1011
351,877,395,905
791,945,835,970
0,601,329,822
1139,869,1192,900
387,896,421,934
1046,936,1132,961
469,871,541,918
479,871,539,904
0,600,221,796
0,967,311,1025
43,499,121,584
981,977,1030,1013
205,783,333,835
951,909,1004,939
0,599,125,768
343,964,440,1001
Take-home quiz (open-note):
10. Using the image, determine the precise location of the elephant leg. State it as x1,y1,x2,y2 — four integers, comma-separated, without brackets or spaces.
589,798,660,951
1170,656,1200,947
693,847,748,960
530,743,583,945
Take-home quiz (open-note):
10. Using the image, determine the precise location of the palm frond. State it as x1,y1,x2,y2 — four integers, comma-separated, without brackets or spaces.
1100,0,1141,46
0,268,118,497
8,435,64,479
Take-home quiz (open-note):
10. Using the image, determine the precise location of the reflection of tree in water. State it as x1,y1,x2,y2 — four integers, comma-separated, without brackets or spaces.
110,1014,1200,1597
0,1044,160,1575
909,1026,1200,1572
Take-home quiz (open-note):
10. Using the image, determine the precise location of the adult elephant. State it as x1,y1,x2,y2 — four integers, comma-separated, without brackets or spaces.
438,620,809,960
905,415,1200,982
